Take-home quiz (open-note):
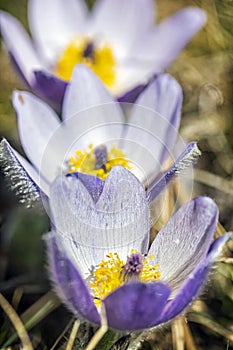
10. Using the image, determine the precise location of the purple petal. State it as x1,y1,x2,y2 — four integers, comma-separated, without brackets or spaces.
117,83,147,103
29,0,88,64
130,7,206,73
66,172,104,203
149,197,218,291
33,70,67,111
45,233,100,324
159,234,231,323
147,142,201,201
92,0,155,59
0,11,42,82
104,282,170,331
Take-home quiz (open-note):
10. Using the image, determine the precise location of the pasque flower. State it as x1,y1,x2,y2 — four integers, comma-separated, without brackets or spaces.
0,65,200,205
0,0,206,109
45,166,230,331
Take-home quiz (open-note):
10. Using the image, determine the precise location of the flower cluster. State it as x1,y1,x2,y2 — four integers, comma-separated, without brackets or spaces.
0,0,231,340
0,0,206,109
45,166,230,330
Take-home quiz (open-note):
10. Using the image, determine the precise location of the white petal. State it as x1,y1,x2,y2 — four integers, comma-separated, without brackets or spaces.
63,64,124,119
29,0,88,64
0,11,42,82
12,91,63,182
130,7,206,73
126,74,182,165
91,0,155,60
149,197,218,290
49,167,150,276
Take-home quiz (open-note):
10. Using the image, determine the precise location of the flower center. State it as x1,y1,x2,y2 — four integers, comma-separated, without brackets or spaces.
90,251,161,307
68,144,131,180
55,37,116,87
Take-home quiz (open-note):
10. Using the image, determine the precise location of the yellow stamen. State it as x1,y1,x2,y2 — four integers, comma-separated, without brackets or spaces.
68,144,131,181
90,252,161,307
55,37,116,87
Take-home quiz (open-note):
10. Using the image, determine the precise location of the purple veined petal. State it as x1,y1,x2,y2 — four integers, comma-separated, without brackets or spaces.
95,166,150,255
66,172,104,203
148,197,218,291
12,91,62,176
33,70,67,112
45,233,100,325
147,142,201,202
0,11,43,83
49,167,150,277
103,281,170,331
130,7,206,74
62,64,124,121
91,0,155,60
28,0,88,65
159,233,231,323
0,138,47,204
126,74,182,166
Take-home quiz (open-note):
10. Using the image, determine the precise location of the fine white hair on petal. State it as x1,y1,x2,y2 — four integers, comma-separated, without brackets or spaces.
0,139,42,207
148,197,218,291
170,142,201,175
50,166,150,277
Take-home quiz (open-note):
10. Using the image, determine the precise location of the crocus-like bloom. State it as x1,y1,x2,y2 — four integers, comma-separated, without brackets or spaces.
45,166,230,331
0,66,200,206
0,0,206,109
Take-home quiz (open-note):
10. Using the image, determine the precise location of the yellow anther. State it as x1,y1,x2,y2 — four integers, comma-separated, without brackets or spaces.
90,252,161,307
68,144,131,181
55,37,116,87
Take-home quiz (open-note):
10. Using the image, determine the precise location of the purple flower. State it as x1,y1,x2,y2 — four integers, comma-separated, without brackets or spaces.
0,66,200,206
45,166,230,331
0,0,206,109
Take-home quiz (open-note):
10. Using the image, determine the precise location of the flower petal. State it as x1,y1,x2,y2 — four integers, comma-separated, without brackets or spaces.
92,0,155,59
49,167,150,277
130,7,206,73
127,74,182,165
95,166,150,255
149,197,218,290
147,142,201,201
45,233,100,324
12,91,62,182
60,65,125,151
117,84,146,104
33,70,67,111
28,0,88,64
66,172,104,203
159,234,231,323
62,64,124,120
0,11,42,82
104,282,170,331
0,138,45,204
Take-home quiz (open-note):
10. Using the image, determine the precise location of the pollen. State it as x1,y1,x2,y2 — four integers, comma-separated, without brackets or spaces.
90,251,161,307
55,37,116,87
68,144,131,180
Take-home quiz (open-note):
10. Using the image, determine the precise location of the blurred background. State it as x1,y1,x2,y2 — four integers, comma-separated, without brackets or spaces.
0,0,232,349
